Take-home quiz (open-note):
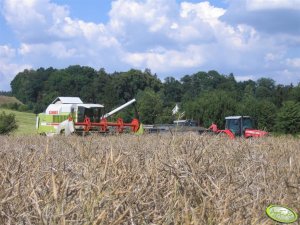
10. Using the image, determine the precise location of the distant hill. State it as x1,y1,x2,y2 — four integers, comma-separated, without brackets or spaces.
0,95,23,105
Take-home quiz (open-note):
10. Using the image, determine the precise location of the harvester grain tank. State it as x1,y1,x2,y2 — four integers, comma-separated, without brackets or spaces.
36,97,139,135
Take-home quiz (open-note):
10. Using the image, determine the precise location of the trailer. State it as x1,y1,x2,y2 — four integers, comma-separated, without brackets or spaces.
36,97,139,135
143,119,200,133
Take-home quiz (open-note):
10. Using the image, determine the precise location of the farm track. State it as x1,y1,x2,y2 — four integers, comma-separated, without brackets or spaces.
0,133,299,224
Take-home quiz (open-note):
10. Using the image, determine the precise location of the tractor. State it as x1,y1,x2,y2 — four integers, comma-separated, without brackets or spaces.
204,116,268,139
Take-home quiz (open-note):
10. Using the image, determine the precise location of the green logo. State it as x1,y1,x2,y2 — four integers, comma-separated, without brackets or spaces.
266,205,298,223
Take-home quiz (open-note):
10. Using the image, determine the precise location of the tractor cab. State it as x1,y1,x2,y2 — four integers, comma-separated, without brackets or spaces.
224,116,268,138
225,116,254,136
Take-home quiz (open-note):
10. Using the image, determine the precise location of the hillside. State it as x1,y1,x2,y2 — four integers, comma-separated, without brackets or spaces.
0,109,36,135
0,95,23,105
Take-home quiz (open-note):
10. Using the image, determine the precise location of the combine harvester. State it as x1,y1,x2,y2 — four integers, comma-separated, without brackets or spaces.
201,116,268,139
36,97,140,136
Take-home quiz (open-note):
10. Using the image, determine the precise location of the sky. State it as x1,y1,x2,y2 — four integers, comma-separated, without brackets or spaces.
0,0,300,91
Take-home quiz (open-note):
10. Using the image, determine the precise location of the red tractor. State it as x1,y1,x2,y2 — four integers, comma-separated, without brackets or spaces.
209,116,268,139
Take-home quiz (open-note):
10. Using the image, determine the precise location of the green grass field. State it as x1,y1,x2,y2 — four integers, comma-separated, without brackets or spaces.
0,108,36,135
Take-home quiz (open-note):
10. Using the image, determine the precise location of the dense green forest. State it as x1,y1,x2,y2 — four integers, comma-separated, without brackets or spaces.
8,65,300,134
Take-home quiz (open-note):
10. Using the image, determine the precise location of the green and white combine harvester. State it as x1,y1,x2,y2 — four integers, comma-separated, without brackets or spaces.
36,97,140,136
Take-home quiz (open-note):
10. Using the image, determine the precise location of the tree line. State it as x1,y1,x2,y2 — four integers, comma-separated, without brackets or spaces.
0,91,12,96
8,65,300,134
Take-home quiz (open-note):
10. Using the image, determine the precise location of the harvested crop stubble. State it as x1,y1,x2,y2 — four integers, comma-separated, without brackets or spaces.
0,133,299,224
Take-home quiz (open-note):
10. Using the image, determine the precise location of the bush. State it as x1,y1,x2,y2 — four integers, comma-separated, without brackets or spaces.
0,112,18,134
17,104,30,112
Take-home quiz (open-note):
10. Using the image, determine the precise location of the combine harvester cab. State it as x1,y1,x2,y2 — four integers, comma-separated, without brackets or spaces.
221,116,268,139
36,97,139,135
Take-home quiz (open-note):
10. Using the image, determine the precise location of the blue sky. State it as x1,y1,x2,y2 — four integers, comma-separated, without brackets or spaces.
0,0,300,91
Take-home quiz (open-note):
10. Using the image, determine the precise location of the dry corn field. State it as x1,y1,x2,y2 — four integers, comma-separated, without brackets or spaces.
0,133,299,225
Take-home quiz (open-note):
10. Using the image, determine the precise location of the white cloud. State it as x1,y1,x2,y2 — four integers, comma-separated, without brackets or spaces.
168,2,225,43
109,0,175,33
224,0,300,35
108,0,260,74
0,45,16,58
1,0,300,90
2,0,70,42
0,62,31,91
1,0,122,69
246,0,300,10
18,43,31,55
235,75,255,82
180,1,225,26
265,53,278,62
2,0,116,50
273,69,300,85
0,45,31,91
286,58,300,68
123,45,206,71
